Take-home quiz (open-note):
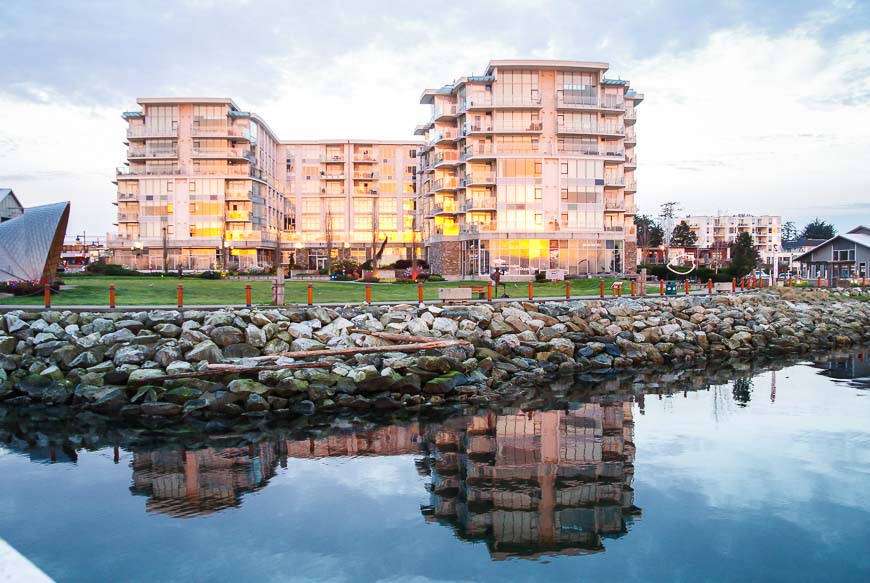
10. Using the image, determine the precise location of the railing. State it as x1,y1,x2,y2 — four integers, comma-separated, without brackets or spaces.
604,176,625,187
117,213,139,222
434,224,460,236
126,127,177,138
625,108,636,121
352,171,377,180
625,131,637,143
128,148,178,158
625,180,637,191
433,104,457,119
353,154,377,162
433,150,460,165
226,210,251,221
464,123,493,134
461,221,498,233
192,148,254,159
604,201,625,210
493,122,543,132
555,91,625,111
601,97,625,110
625,155,638,167
625,204,637,213
117,192,138,200
353,188,378,195
322,173,345,179
431,128,459,142
463,172,496,185
604,226,624,232
461,144,495,160
191,124,252,138
326,153,345,162
433,177,458,190
464,197,497,210
116,166,184,176
225,190,253,200
433,203,460,214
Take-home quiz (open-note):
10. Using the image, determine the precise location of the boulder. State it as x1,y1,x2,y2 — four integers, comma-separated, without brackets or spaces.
184,340,223,364
210,326,244,347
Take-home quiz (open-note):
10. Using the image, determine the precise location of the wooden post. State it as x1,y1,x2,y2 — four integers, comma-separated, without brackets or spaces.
659,280,664,296
618,284,622,298
417,282,424,304
245,284,252,307
862,276,866,287
365,283,372,304
817,276,822,288
109,283,116,309
741,277,745,291
630,279,636,296
565,281,570,299
177,284,183,308
732,278,736,292
307,283,313,305
707,278,713,294
599,279,605,298
487,281,493,301
44,284,51,308
528,280,533,300
685,279,690,295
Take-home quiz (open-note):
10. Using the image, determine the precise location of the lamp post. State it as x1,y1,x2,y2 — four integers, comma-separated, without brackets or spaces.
223,240,234,271
131,241,143,270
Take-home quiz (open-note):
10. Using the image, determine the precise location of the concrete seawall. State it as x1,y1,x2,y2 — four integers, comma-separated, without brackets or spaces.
1,288,868,420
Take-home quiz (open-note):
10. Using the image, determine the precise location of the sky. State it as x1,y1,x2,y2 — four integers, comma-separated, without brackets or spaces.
0,0,869,239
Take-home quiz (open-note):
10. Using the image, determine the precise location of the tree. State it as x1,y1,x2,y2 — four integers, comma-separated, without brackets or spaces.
670,221,698,247
732,377,753,407
634,214,664,248
729,231,758,277
801,218,836,240
781,221,798,242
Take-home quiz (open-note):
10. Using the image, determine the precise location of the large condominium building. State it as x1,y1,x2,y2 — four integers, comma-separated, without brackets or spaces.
679,214,782,263
282,141,418,269
416,60,641,276
110,98,418,270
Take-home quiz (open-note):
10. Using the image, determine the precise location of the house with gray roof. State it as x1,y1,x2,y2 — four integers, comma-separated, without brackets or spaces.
795,226,870,285
0,189,24,222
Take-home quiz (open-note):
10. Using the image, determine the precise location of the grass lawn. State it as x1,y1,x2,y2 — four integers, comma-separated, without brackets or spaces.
0,275,640,306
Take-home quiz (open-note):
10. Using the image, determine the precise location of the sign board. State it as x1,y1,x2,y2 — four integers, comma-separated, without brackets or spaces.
546,269,566,281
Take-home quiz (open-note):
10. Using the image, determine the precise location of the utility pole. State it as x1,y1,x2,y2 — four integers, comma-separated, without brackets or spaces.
162,225,168,274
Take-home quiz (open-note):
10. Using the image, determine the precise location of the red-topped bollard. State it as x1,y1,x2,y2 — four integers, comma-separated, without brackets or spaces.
528,280,534,300
487,281,493,301
708,278,713,294
741,277,746,291
600,279,605,298
44,284,51,308
817,276,822,288
685,279,690,295
659,280,665,296
307,283,313,306
109,283,116,309
177,284,183,308
631,279,636,297
417,282,424,304
565,280,571,299
732,277,736,292
365,283,372,304
245,283,252,307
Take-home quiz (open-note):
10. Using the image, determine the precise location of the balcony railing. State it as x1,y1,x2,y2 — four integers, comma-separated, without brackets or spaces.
126,127,178,138
225,190,253,200
128,148,178,159
433,104,457,120
461,144,496,160
461,221,498,234
353,171,377,180
433,224,460,236
604,226,624,232
117,192,138,200
555,92,625,111
430,128,459,143
226,210,252,221
353,153,377,162
625,155,638,167
116,166,184,176
604,176,625,187
625,180,637,191
601,97,626,110
464,197,497,210
462,172,496,186
433,150,460,166
192,148,254,160
433,203,460,214
433,177,458,191
117,213,139,222
625,108,636,121
625,131,637,143
190,124,253,139
322,172,345,180
625,204,637,214
493,122,543,133
463,96,543,109
464,122,493,134
604,201,625,210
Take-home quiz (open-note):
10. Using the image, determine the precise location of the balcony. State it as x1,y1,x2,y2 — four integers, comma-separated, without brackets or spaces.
433,104,458,121
461,144,496,161
462,172,496,186
431,128,459,144
116,166,184,176
463,122,493,135
322,172,345,180
433,203,461,215
625,204,637,214
433,224,460,236
464,197,497,211
127,148,178,159
353,153,377,163
191,120,254,140
625,155,637,169
555,92,625,112
602,151,625,163
126,127,178,139
493,121,543,134
353,171,377,180
353,187,379,195
625,131,637,145
325,153,345,162
604,176,625,188
625,180,637,192
461,221,498,234
192,148,255,161
117,213,139,223
117,192,138,201
225,190,253,201
604,200,625,210
601,97,626,111
433,177,458,192
433,150,460,168
604,226,624,232
226,210,252,221
625,108,637,123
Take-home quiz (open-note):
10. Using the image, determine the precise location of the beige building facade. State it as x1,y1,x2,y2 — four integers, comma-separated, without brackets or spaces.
110,99,418,271
678,214,782,265
417,60,641,276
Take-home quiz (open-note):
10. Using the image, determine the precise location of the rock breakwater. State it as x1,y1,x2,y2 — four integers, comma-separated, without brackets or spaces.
1,289,868,420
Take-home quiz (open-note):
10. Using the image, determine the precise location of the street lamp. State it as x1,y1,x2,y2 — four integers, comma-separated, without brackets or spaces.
223,240,234,271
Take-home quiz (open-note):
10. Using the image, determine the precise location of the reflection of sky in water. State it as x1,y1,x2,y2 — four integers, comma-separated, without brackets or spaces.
0,360,869,582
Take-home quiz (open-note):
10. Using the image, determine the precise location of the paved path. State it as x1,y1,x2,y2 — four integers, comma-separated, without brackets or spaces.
0,538,53,582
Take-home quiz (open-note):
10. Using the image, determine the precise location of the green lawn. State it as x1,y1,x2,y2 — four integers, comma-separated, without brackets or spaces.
0,275,639,306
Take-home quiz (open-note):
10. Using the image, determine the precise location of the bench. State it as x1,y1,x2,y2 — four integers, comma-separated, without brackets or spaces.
610,282,624,296
438,288,472,302
714,282,733,293
459,284,487,299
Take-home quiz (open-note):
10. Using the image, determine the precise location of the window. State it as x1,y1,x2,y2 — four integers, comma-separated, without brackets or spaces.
833,248,855,261
189,182,196,192
535,213,542,225
534,188,542,200
166,181,174,192
409,149,416,158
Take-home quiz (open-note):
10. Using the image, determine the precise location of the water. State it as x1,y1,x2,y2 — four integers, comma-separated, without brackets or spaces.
1,349,870,582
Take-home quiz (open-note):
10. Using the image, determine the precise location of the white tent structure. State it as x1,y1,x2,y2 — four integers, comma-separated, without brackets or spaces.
0,201,70,283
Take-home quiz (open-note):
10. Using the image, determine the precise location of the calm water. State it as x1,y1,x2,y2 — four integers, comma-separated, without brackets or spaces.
1,350,870,582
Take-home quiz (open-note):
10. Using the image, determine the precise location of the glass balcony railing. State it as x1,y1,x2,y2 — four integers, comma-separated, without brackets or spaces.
625,180,637,191
433,177,458,191
433,151,460,166
462,172,496,186
226,210,252,221
225,190,253,200
126,127,178,138
493,122,543,133
463,197,497,210
461,221,498,234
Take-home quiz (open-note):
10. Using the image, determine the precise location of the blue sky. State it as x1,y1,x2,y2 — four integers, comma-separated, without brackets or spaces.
0,0,868,236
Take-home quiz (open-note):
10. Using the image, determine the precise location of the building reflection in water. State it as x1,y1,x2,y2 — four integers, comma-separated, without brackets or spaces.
816,350,870,390
127,402,639,559
419,403,639,559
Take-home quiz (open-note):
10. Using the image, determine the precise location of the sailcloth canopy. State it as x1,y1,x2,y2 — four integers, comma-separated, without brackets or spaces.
0,201,70,282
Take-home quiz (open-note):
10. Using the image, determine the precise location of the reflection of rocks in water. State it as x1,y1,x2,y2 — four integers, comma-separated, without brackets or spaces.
419,402,639,560
130,444,278,518
814,349,870,390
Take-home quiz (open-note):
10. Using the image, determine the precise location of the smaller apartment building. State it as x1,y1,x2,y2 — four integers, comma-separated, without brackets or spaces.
679,214,782,266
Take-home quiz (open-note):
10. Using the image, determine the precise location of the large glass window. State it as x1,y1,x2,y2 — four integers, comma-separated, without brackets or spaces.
494,70,540,105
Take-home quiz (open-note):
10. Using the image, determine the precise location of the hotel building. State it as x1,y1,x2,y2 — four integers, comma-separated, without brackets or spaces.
110,98,418,270
416,60,642,276
678,214,782,266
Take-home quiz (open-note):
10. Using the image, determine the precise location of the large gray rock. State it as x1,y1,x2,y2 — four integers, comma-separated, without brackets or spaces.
263,338,291,355
128,368,166,383
100,328,136,346
245,324,267,348
210,326,244,347
227,378,270,396
290,338,326,352
0,336,16,354
184,340,223,364
113,345,148,365
432,317,458,335
154,323,182,338
4,314,29,334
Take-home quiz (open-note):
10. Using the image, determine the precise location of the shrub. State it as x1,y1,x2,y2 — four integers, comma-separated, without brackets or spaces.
0,280,56,296
85,263,141,276
394,259,430,270
360,276,380,283
394,277,417,284
199,270,223,280
534,270,547,282
428,274,446,282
